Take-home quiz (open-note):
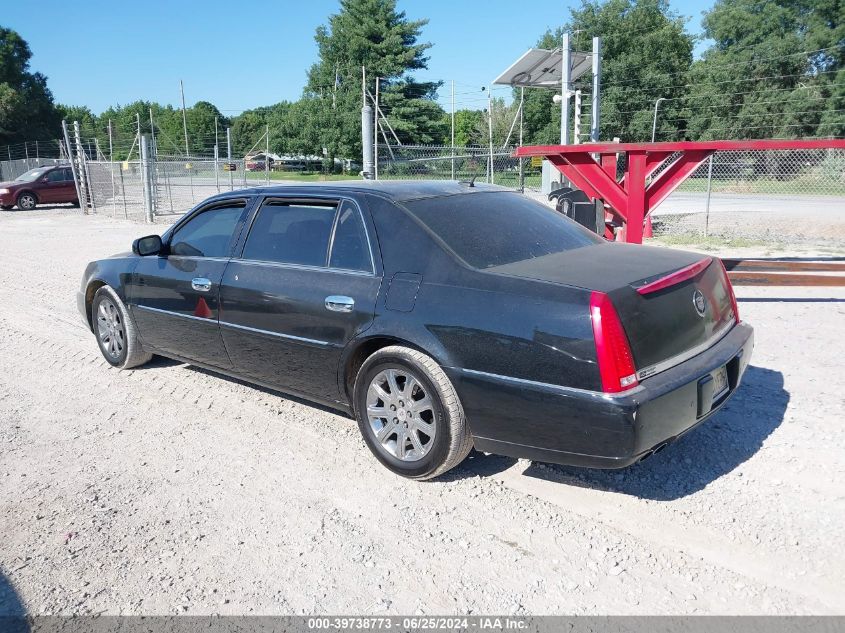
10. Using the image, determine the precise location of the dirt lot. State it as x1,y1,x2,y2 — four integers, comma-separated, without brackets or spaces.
0,208,843,616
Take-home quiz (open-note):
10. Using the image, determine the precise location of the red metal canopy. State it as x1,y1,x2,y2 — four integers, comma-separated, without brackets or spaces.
514,139,845,244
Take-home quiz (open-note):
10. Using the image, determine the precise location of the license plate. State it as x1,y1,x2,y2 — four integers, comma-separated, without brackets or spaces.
712,365,729,401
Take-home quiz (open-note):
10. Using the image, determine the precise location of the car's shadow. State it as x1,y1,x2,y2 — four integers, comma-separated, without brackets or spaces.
0,570,28,632
511,365,788,500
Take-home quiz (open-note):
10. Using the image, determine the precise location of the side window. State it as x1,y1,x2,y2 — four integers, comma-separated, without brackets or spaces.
329,202,371,272
62,169,74,182
169,203,245,258
46,170,64,182
242,201,337,267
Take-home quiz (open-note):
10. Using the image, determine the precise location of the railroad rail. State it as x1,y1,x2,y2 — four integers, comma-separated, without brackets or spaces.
722,258,845,287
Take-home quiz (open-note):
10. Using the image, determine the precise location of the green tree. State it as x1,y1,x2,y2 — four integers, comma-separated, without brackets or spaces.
686,0,845,140
520,0,694,143
0,27,61,145
446,109,485,146
304,0,445,160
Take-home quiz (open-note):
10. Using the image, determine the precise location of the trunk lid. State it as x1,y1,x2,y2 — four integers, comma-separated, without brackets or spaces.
486,242,737,376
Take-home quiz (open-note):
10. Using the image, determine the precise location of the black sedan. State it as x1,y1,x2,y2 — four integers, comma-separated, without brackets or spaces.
78,182,753,479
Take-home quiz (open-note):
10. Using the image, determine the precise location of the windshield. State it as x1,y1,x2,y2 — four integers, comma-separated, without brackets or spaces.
14,168,50,183
402,191,603,269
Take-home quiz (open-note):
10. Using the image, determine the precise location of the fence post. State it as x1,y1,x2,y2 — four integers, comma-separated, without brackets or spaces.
214,117,220,193
518,87,525,190
704,154,714,238
487,91,494,184
72,121,93,214
227,127,233,191
62,121,83,212
140,135,154,223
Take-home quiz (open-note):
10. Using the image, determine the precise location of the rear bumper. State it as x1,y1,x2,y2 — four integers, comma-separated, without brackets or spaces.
448,321,754,469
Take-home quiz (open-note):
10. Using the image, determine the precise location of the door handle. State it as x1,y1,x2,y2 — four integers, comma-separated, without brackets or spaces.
325,295,354,313
192,277,212,292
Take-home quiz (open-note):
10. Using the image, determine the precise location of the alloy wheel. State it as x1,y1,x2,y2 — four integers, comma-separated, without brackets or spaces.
96,299,125,360
18,195,35,210
366,368,436,462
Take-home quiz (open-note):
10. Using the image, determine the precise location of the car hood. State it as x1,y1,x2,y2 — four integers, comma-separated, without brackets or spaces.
0,180,21,189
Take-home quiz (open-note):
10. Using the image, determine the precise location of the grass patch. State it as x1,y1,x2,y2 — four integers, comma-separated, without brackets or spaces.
243,171,357,182
651,233,774,250
676,177,845,196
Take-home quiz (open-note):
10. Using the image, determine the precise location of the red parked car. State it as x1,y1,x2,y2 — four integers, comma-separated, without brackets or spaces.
0,165,78,210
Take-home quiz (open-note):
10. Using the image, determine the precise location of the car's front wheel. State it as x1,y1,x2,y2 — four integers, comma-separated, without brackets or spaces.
91,286,152,369
354,345,472,480
16,193,36,210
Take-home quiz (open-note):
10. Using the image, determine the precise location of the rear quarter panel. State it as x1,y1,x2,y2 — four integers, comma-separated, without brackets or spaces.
364,193,600,391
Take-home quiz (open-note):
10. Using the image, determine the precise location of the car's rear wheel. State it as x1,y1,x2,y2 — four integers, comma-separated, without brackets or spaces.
16,193,36,210
91,286,152,369
353,345,472,480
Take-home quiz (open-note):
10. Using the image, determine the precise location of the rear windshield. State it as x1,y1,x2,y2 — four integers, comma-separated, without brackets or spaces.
402,191,602,269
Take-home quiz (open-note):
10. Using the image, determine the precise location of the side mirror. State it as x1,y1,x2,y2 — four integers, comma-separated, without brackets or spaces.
132,234,163,256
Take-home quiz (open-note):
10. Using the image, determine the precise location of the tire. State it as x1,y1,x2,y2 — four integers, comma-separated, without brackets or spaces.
353,345,472,480
91,286,152,369
16,192,36,211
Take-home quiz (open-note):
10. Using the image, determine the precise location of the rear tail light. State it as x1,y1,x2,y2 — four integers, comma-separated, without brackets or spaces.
589,291,639,393
717,259,740,323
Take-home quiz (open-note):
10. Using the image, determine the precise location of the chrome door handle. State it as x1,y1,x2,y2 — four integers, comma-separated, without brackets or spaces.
192,277,212,292
325,295,354,313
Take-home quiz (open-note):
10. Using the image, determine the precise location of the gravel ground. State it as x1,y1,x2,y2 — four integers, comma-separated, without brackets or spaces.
0,208,843,616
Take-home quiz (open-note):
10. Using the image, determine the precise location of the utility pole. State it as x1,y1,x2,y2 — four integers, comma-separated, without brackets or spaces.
591,36,602,143
561,32,572,145
451,80,456,180
180,80,189,156
265,123,270,186
518,86,525,190
652,97,667,142
374,77,380,180
361,66,374,179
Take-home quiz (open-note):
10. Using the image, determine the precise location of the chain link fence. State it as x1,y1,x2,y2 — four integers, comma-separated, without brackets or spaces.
0,140,66,182
6,130,843,249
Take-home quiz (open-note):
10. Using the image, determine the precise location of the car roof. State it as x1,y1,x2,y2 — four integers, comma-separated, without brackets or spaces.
203,180,511,204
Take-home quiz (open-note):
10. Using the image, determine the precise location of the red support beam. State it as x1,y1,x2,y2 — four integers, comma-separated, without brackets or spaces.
547,156,603,202
645,150,713,212
514,139,845,244
558,152,630,218
624,152,648,244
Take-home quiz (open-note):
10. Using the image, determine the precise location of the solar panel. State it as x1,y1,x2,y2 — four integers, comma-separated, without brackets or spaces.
493,48,593,87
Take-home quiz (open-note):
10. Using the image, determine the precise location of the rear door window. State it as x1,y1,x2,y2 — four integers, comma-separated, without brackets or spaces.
46,170,64,183
242,201,338,267
329,201,372,272
403,191,602,269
